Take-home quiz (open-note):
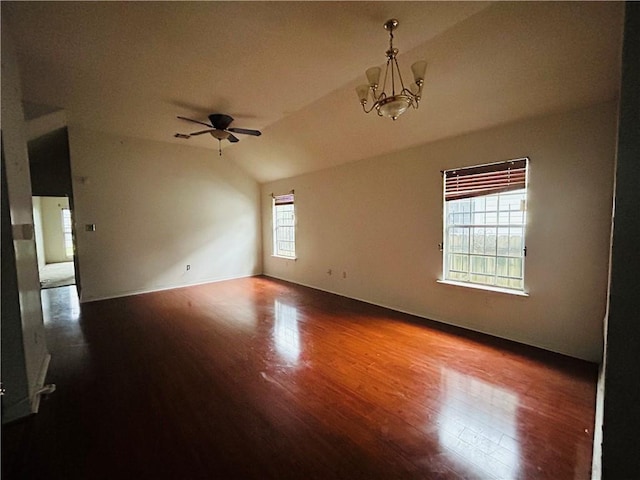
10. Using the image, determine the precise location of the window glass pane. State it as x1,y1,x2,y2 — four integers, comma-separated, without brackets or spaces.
508,258,522,278
502,191,524,210
473,211,485,224
470,273,494,285
471,228,485,254
61,208,73,257
449,271,467,282
448,254,468,275
510,210,524,225
468,256,496,281
485,257,496,276
497,228,509,256
472,196,485,212
469,256,482,274
447,229,457,252
509,228,523,256
496,257,508,277
485,228,496,255
449,227,469,254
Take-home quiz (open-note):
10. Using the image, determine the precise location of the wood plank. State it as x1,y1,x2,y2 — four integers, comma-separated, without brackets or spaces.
2,277,597,479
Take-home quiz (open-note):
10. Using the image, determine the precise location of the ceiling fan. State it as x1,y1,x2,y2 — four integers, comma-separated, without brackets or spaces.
175,113,261,155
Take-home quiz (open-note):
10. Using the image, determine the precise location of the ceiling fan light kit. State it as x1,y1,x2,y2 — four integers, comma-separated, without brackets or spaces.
356,19,427,121
175,113,261,155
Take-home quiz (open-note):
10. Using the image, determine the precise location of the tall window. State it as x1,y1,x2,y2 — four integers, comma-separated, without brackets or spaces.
273,193,295,258
443,158,528,291
61,207,74,258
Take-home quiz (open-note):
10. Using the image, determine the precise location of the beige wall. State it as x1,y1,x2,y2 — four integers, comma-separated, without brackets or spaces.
68,127,262,302
38,196,70,264
262,102,617,362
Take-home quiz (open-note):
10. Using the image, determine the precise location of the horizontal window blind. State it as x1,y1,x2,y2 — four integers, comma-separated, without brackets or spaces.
274,193,294,205
444,158,528,201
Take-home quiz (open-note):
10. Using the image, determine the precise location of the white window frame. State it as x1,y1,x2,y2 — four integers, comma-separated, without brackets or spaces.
441,159,529,294
272,192,296,259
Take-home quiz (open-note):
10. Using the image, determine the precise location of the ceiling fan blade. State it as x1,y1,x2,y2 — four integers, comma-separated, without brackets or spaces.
227,133,240,143
189,129,216,136
227,127,261,137
177,116,213,128
209,114,234,130
174,133,190,139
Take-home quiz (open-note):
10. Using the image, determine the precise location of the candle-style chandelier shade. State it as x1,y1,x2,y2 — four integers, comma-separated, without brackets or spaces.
356,19,427,120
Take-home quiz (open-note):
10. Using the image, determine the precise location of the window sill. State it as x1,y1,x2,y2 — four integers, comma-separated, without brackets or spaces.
271,255,297,261
437,279,528,297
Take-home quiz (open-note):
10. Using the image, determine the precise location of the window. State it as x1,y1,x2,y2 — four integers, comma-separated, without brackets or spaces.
442,158,528,292
61,207,74,258
273,193,295,258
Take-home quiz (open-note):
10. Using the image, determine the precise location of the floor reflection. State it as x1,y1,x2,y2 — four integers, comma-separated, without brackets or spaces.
273,300,300,363
438,368,520,479
42,285,80,324
66,286,81,320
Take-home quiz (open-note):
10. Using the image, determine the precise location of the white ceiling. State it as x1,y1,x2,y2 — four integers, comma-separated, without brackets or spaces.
3,1,624,183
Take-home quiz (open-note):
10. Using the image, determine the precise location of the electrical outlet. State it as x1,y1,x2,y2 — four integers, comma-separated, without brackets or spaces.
186,265,191,271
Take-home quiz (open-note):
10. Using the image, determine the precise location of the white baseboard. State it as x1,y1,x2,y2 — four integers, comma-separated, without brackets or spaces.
80,273,261,303
262,274,591,362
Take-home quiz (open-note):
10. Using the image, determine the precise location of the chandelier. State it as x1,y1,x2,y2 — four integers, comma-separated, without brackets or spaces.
356,19,427,120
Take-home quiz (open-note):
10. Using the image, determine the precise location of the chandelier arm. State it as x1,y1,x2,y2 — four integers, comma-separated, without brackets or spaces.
361,102,378,114
380,59,391,100
390,55,397,96
392,56,408,95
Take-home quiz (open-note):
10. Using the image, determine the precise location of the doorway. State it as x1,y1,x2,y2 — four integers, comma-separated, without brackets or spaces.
32,196,76,289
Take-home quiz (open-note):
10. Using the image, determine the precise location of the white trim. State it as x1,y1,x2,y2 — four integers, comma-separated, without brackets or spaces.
591,363,605,480
31,353,51,414
271,255,297,261
437,279,529,297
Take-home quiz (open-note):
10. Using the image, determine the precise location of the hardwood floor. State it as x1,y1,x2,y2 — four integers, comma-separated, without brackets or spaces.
2,276,597,479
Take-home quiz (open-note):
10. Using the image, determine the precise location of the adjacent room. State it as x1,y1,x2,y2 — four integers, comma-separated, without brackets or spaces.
32,196,76,289
2,2,638,479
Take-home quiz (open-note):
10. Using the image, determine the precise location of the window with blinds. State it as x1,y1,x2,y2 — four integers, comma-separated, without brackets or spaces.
442,158,528,291
273,193,296,258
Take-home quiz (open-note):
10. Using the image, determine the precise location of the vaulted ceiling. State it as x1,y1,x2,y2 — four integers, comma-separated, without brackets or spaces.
3,2,624,183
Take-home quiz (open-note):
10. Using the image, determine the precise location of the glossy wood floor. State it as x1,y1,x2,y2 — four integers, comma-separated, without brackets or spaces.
2,277,597,479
